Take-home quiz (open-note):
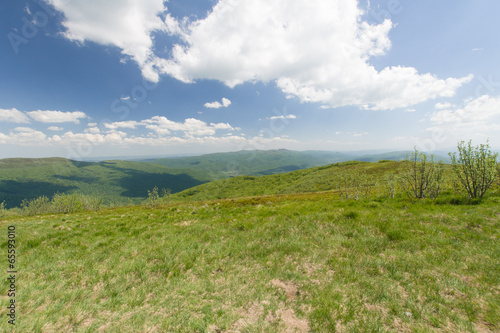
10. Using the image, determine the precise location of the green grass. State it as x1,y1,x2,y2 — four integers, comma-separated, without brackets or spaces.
1,192,498,332
171,160,459,202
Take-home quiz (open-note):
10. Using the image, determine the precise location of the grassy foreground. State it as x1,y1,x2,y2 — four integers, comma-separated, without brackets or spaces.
1,192,499,332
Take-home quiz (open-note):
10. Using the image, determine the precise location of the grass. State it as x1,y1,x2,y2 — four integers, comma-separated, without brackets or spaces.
0,191,498,332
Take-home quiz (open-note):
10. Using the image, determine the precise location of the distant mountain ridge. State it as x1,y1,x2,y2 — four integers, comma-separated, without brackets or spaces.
145,149,451,176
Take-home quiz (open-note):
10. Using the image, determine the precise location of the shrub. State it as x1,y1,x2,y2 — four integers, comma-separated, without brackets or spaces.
145,186,161,208
145,187,171,208
449,140,498,199
398,148,443,199
18,193,103,216
52,193,103,213
21,196,51,216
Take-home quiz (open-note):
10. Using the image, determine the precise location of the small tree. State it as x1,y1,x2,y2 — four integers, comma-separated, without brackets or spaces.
398,148,443,199
145,186,161,208
449,140,498,199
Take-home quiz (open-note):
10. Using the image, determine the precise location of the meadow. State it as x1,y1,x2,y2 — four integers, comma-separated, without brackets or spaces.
0,189,498,332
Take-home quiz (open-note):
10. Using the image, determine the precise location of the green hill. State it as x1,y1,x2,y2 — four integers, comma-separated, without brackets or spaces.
0,158,211,208
172,160,404,202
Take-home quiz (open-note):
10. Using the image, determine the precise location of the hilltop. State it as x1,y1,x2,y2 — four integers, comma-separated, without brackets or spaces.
1,190,498,331
172,160,413,202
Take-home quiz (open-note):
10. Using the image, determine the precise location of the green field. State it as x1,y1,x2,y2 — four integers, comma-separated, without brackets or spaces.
0,149,499,332
1,190,499,332
171,160,452,202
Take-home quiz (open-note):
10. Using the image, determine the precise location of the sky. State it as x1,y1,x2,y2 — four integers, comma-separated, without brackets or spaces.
1,0,499,159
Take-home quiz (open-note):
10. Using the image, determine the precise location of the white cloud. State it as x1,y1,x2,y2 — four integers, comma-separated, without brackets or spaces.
435,102,454,110
10,127,47,144
101,116,237,138
159,0,472,110
142,116,236,137
0,108,30,123
48,126,64,131
428,95,500,141
103,120,139,130
44,0,168,82
84,127,101,134
204,97,232,109
27,110,87,123
0,125,294,152
405,108,416,113
44,0,471,110
267,114,297,120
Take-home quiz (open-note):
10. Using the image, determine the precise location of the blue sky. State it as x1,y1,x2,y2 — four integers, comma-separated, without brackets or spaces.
1,0,499,159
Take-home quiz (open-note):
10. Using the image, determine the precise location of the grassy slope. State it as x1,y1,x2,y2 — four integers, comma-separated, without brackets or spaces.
0,158,211,208
147,150,354,177
172,161,407,201
0,192,498,332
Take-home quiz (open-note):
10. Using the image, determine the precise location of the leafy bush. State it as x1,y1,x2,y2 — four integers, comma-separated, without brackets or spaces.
449,140,498,199
21,196,52,216
52,193,103,213
398,148,443,199
144,187,172,208
19,193,103,216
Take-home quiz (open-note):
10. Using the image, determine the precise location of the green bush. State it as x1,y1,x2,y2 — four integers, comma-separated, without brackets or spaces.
449,140,498,199
52,193,103,213
398,148,443,199
19,193,103,216
21,196,51,216
144,187,171,208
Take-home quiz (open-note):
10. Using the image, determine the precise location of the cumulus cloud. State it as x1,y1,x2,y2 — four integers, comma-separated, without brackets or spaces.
159,0,472,110
44,0,471,110
44,0,168,82
27,110,87,123
0,123,292,151
141,116,236,137
267,114,297,120
10,127,47,144
204,97,232,109
103,120,139,130
101,116,237,137
0,108,30,123
435,102,454,110
48,126,64,131
427,95,500,140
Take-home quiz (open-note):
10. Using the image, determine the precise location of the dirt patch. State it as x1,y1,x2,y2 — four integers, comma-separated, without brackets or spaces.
271,279,299,299
232,302,264,331
276,308,310,332
364,303,389,315
175,219,197,226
